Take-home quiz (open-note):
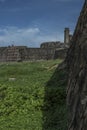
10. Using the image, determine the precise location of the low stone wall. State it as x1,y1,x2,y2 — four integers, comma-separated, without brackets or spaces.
26,48,55,60
40,41,64,48
0,45,67,62
54,48,67,59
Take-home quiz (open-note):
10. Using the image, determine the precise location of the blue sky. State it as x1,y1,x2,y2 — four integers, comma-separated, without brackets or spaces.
0,0,84,47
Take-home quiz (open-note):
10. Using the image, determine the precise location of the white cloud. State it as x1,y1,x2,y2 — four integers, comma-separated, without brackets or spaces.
0,26,64,47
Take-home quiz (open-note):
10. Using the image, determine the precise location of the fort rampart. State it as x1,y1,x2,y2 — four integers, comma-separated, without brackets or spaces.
0,28,72,62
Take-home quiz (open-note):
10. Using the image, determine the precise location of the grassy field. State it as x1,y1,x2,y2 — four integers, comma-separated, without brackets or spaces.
0,59,67,130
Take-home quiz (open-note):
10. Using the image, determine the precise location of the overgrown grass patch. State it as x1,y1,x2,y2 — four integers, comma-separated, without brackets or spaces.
0,59,67,130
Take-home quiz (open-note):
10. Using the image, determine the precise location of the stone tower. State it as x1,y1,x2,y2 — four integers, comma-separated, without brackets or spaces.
64,28,70,46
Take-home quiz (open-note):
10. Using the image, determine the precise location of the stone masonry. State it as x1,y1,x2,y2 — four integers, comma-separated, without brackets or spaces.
0,28,72,62
67,0,87,130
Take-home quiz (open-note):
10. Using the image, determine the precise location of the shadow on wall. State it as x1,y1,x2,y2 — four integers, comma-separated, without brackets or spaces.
42,63,68,130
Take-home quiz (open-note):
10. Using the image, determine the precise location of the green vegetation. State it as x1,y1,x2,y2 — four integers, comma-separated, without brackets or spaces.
0,59,67,130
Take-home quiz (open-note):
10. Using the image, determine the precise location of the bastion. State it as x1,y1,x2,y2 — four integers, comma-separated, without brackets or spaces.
0,28,72,62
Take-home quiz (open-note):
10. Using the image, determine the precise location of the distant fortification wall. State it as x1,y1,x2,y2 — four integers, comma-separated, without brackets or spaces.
0,42,67,62
40,41,64,48
0,28,72,62
26,48,55,60
54,48,67,59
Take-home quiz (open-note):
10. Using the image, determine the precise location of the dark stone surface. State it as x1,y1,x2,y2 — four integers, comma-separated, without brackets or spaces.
54,48,68,59
67,0,87,130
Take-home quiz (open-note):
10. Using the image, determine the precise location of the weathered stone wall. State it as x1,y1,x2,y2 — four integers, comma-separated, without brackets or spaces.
54,48,67,59
40,41,64,48
0,42,67,62
26,48,55,60
67,0,87,130
0,29,71,62
0,46,27,62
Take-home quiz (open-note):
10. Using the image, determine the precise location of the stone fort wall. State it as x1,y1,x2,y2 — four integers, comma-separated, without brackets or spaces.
0,42,67,62
67,0,87,130
0,28,72,62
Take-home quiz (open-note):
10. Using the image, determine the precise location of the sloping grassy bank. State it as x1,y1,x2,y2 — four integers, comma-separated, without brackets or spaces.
43,62,67,130
0,59,67,130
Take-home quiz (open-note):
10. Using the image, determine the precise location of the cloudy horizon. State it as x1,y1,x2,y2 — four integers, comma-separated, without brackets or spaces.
0,0,83,47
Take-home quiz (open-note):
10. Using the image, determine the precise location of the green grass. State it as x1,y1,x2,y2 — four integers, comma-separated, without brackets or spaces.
0,59,67,130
